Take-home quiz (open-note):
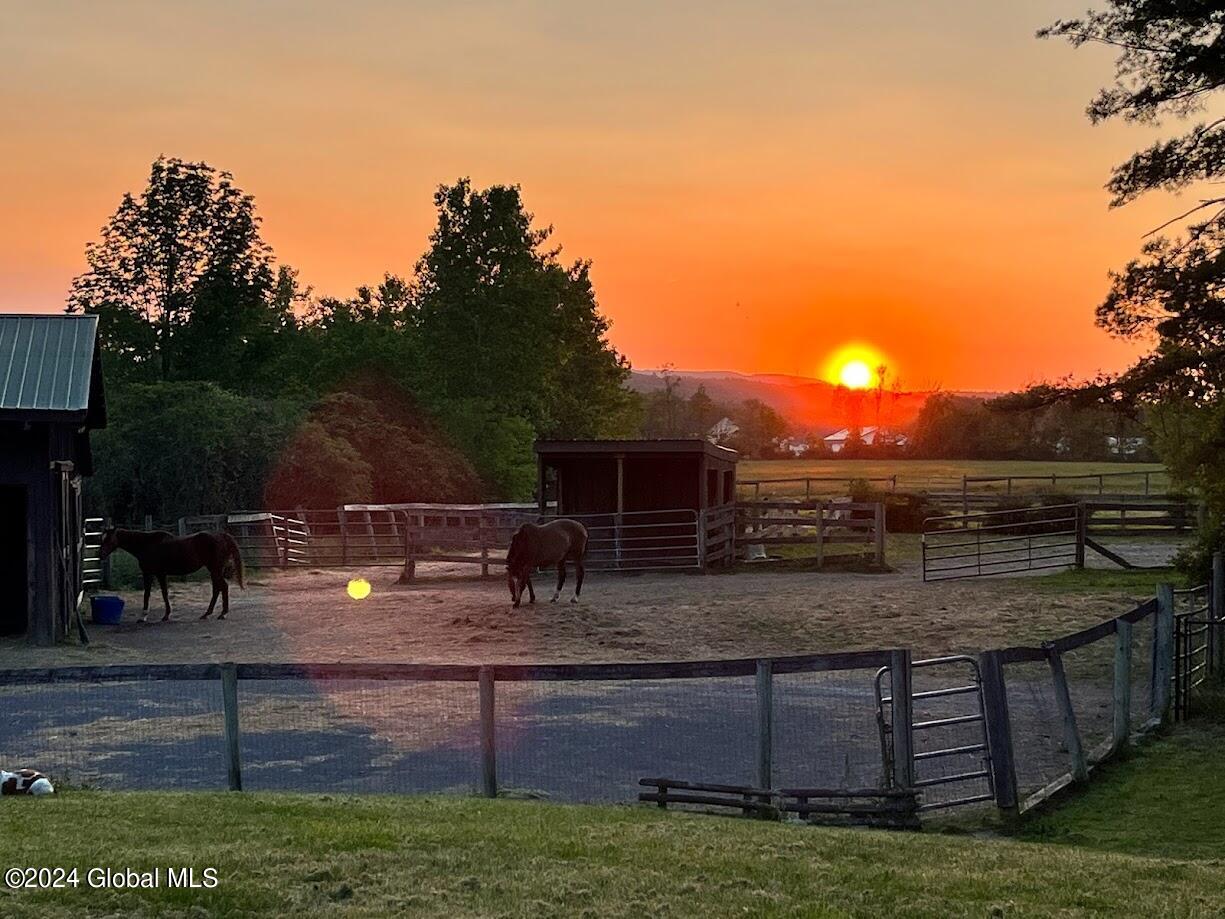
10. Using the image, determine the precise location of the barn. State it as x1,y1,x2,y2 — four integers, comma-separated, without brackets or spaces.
534,440,738,569
0,314,106,645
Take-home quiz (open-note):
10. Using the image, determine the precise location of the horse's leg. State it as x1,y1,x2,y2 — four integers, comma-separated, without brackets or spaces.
572,556,585,603
158,573,172,621
525,573,536,604
201,585,219,620
201,570,220,620
138,572,152,623
217,578,230,620
552,561,566,602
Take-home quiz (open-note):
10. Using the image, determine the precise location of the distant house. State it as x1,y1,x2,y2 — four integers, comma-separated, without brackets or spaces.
823,426,908,454
1106,435,1147,457
776,436,809,457
707,417,739,445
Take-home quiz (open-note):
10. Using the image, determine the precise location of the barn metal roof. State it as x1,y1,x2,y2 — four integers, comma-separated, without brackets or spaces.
0,313,102,418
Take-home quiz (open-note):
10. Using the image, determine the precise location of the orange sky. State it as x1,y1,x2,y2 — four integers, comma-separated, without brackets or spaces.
0,1,1186,390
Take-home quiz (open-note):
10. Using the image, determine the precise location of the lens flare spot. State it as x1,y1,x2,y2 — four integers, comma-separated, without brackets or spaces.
347,578,372,600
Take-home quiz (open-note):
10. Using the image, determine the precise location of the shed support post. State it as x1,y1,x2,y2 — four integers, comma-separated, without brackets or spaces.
978,650,1018,813
1113,619,1132,752
1047,646,1087,783
889,649,914,790
479,667,497,798
756,659,773,790
615,453,624,570
220,662,242,791
1154,584,1175,724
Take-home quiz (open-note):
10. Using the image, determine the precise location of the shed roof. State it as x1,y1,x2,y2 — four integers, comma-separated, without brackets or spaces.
535,439,738,463
0,313,105,424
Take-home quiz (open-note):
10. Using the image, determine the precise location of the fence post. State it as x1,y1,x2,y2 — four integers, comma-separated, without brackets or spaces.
1212,551,1224,677
480,515,490,578
1075,504,1086,569
1113,619,1132,752
815,503,825,568
873,503,886,566
177,517,187,537
220,662,242,792
1154,584,1175,723
888,649,914,789
479,667,497,798
339,509,349,566
756,659,773,790
399,523,416,584
961,478,968,515
143,514,153,532
978,650,1018,813
1046,645,1088,783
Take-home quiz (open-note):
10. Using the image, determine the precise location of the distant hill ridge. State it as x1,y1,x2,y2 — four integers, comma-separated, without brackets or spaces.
628,369,1000,434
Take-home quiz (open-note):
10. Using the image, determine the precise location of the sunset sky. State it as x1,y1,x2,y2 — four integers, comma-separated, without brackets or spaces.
0,1,1186,391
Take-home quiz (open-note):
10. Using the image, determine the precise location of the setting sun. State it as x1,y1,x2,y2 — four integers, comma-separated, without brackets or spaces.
839,360,873,389
824,343,888,390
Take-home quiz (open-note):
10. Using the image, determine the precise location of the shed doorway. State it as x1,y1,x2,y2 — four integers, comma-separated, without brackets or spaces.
0,486,28,636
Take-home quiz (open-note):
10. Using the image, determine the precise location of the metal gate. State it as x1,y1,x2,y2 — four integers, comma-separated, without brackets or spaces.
1172,584,1212,722
922,504,1082,582
876,655,995,810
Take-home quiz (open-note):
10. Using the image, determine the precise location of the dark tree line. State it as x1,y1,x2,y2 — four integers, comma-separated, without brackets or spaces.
1029,2,1225,574
70,159,637,521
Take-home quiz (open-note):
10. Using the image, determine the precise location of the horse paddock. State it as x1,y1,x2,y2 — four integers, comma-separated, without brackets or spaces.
0,543,1180,669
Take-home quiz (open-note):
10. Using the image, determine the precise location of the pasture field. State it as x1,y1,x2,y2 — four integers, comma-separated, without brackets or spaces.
2,782,1224,918
738,458,1168,496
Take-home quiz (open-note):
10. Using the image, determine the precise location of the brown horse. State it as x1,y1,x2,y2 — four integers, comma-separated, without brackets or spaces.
99,527,245,622
506,519,588,608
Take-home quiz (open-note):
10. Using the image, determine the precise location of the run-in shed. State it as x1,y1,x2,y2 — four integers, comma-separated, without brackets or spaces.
533,440,738,569
0,314,107,644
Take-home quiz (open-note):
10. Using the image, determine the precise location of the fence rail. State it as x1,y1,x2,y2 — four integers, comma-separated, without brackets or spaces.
736,500,885,566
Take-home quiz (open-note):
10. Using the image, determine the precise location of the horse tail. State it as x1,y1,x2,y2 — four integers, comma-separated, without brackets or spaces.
223,532,245,589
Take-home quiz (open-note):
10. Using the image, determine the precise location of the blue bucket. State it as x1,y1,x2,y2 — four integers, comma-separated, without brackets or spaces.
90,595,125,625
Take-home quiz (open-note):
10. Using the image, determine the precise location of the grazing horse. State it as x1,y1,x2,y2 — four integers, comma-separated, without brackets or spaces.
99,527,245,622
506,519,588,608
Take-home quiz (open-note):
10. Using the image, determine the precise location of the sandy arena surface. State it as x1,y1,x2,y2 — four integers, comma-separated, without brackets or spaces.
0,550,1173,668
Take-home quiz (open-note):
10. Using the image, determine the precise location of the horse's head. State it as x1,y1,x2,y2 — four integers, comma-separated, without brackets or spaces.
99,526,119,559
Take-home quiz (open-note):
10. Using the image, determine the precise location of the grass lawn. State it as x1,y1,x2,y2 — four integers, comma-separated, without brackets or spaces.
1,789,1223,918
1018,701,1225,862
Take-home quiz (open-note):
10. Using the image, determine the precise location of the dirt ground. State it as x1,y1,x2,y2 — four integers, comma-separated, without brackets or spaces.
0,548,1175,668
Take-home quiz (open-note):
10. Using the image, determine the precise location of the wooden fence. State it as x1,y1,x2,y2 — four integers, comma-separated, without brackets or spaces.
736,500,886,566
89,503,739,582
983,557,1224,814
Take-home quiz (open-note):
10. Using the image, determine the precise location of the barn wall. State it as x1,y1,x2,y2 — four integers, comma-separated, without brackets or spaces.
624,456,700,512
0,422,76,645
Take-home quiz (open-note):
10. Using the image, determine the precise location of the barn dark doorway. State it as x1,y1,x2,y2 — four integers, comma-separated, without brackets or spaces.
0,486,28,636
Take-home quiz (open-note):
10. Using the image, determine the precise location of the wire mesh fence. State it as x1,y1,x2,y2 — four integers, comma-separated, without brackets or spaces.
0,678,227,790
0,655,896,806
